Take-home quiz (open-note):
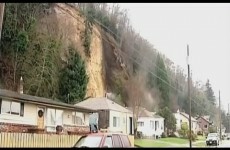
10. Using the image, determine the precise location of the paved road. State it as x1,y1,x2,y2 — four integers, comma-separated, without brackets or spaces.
218,140,230,147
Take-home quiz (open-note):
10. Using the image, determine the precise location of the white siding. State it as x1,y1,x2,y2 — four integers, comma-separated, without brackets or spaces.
63,110,73,125
63,110,89,126
109,110,129,134
137,117,164,138
0,103,37,125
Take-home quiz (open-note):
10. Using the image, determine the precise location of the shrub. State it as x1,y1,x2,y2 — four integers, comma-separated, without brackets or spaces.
197,131,203,136
161,132,167,138
187,131,197,141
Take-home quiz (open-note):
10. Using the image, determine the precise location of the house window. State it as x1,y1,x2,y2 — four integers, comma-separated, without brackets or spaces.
72,112,84,125
204,125,208,128
150,121,154,129
0,99,24,116
137,121,144,127
46,108,63,132
155,121,159,131
113,116,120,127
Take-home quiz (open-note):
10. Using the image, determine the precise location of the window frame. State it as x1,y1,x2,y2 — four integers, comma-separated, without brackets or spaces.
113,116,120,127
0,99,24,117
46,108,63,132
72,111,84,125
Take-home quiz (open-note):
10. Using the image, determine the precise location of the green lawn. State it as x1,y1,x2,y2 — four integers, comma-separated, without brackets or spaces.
159,137,189,144
135,136,206,148
196,135,206,141
193,142,206,147
135,139,172,147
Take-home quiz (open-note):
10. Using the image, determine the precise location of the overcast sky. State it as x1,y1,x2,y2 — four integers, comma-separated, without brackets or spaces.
118,3,230,112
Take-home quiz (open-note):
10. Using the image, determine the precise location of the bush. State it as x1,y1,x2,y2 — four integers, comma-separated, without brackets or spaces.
168,132,177,137
161,132,167,138
178,129,187,138
137,131,143,139
197,131,203,136
187,131,197,141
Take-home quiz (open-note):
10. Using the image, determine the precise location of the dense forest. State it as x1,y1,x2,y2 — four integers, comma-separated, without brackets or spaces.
0,3,229,132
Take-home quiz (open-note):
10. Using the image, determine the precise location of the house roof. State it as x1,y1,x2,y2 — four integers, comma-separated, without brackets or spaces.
197,116,211,123
180,112,197,122
128,107,164,119
0,89,96,113
75,97,130,113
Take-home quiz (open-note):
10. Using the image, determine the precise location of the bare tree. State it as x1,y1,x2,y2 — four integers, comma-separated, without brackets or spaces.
125,72,145,138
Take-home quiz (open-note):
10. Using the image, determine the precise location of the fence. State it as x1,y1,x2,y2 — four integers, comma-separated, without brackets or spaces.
0,132,134,147
0,132,81,147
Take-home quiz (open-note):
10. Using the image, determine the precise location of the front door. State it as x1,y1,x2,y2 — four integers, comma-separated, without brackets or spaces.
129,117,133,135
37,107,45,129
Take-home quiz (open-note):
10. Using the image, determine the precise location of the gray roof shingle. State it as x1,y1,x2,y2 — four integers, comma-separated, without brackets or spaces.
75,97,130,113
0,89,95,113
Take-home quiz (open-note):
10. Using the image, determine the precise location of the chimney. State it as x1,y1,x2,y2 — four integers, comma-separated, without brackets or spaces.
19,76,23,94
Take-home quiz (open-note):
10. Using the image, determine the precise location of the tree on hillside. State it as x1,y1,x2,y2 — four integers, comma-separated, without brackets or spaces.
125,73,145,138
59,46,89,104
157,106,176,136
205,79,216,105
154,53,170,109
0,3,49,91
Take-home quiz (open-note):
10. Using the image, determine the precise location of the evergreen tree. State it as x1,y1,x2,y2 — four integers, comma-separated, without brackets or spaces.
156,53,170,108
59,47,89,104
205,79,216,105
157,107,176,135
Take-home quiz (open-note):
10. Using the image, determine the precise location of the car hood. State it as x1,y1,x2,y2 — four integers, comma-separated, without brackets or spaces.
206,137,217,141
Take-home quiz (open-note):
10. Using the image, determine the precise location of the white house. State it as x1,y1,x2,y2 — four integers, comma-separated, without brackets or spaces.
0,89,95,134
75,97,134,135
174,109,199,134
135,107,164,139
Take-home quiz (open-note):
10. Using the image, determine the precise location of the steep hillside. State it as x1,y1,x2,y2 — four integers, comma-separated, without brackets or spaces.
38,3,107,98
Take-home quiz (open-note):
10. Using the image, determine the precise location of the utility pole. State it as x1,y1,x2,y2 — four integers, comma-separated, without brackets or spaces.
187,44,192,148
0,3,5,58
0,3,5,41
219,90,222,143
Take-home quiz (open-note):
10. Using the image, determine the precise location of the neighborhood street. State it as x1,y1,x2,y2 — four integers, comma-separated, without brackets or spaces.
218,140,230,148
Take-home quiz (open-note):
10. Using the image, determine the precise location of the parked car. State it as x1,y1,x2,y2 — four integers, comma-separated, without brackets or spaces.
206,133,219,146
73,132,133,148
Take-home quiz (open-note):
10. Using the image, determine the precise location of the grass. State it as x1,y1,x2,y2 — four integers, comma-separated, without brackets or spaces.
135,139,172,147
196,135,206,141
159,137,189,144
134,136,207,148
193,141,206,147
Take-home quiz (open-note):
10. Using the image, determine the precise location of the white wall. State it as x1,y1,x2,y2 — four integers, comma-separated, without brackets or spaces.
0,103,37,125
174,113,181,130
137,117,164,137
55,109,89,126
109,110,131,134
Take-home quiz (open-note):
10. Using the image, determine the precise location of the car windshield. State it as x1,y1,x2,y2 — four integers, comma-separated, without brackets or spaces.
208,133,217,137
74,135,103,147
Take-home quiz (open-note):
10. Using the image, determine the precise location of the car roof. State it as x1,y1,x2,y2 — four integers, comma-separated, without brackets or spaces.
84,132,129,136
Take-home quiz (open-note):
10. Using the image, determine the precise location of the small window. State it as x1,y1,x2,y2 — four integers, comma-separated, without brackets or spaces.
1,100,23,116
104,136,113,147
137,122,144,127
150,121,154,129
120,135,131,147
204,125,208,128
72,112,83,125
113,117,120,127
